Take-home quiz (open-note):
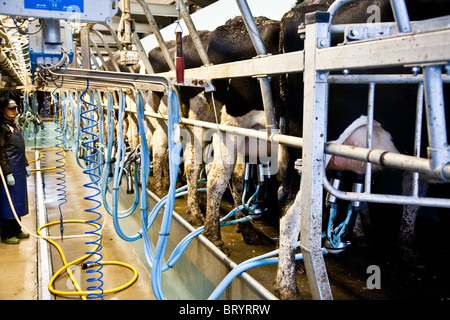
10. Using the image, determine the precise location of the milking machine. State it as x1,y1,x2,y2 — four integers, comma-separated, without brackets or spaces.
17,92,44,142
242,158,271,219
100,92,140,221
323,171,364,253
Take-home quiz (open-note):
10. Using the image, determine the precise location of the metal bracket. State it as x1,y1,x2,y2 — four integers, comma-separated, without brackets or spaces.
345,25,391,42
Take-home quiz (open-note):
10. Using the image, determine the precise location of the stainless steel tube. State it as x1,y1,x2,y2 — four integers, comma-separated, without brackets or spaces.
423,65,450,179
177,0,210,66
136,0,176,71
389,0,412,33
235,0,278,133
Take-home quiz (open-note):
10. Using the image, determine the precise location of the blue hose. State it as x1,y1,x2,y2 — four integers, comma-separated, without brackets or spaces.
53,87,67,241
151,88,182,300
327,203,353,248
80,79,104,299
110,91,143,241
242,183,260,212
208,246,328,300
100,92,139,219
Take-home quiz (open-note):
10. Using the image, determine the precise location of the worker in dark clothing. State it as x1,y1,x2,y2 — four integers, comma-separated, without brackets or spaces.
0,99,30,244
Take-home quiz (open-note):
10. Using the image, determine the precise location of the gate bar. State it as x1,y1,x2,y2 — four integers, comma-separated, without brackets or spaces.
235,0,279,134
177,0,210,66
299,11,333,300
136,0,175,71
390,0,412,33
423,65,450,180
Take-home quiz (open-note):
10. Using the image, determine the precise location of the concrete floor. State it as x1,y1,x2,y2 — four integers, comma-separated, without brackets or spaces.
0,143,155,300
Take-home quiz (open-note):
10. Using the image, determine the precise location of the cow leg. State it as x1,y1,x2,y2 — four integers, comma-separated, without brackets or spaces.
274,191,303,300
398,171,428,266
204,129,237,255
148,95,170,198
184,92,215,226
205,161,234,254
149,125,168,198
184,130,205,226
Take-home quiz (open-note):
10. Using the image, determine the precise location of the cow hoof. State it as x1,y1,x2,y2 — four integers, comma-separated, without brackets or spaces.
189,215,205,227
236,222,265,245
240,230,264,245
401,248,425,269
273,286,303,300
214,240,230,256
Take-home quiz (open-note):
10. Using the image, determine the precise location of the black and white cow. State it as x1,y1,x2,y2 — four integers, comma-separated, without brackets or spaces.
147,30,215,226
274,0,450,300
203,16,283,252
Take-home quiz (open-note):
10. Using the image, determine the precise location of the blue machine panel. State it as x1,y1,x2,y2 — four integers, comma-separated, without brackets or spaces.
24,0,84,13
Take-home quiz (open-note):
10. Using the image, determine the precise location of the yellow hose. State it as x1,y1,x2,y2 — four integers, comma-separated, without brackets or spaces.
38,220,139,299
2,147,139,299
29,148,64,172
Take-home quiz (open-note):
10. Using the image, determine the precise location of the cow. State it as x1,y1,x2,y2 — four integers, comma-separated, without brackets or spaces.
147,30,214,227
203,16,283,253
274,0,450,300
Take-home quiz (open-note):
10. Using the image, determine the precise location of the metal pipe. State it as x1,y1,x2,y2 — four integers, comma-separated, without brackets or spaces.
324,142,450,181
177,0,210,66
99,23,123,50
412,84,424,197
235,0,278,134
389,0,412,33
132,31,154,74
329,74,450,84
90,40,108,71
364,82,375,194
323,175,450,208
328,0,412,34
89,28,121,72
136,0,176,71
235,0,267,55
423,65,450,179
96,23,135,73
80,27,91,70
328,0,354,22
44,76,450,183
0,45,24,85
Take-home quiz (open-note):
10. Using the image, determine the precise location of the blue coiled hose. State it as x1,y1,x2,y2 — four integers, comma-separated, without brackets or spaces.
80,79,104,299
53,87,67,241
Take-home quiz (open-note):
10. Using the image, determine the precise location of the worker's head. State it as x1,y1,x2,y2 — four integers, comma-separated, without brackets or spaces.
0,99,18,121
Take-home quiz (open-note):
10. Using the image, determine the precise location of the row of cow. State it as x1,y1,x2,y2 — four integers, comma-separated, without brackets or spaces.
103,0,449,300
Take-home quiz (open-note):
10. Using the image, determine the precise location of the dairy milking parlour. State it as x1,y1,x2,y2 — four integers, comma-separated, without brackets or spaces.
0,0,450,302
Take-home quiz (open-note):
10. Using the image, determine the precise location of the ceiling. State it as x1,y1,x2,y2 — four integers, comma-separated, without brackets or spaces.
0,0,218,84
99,0,219,44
